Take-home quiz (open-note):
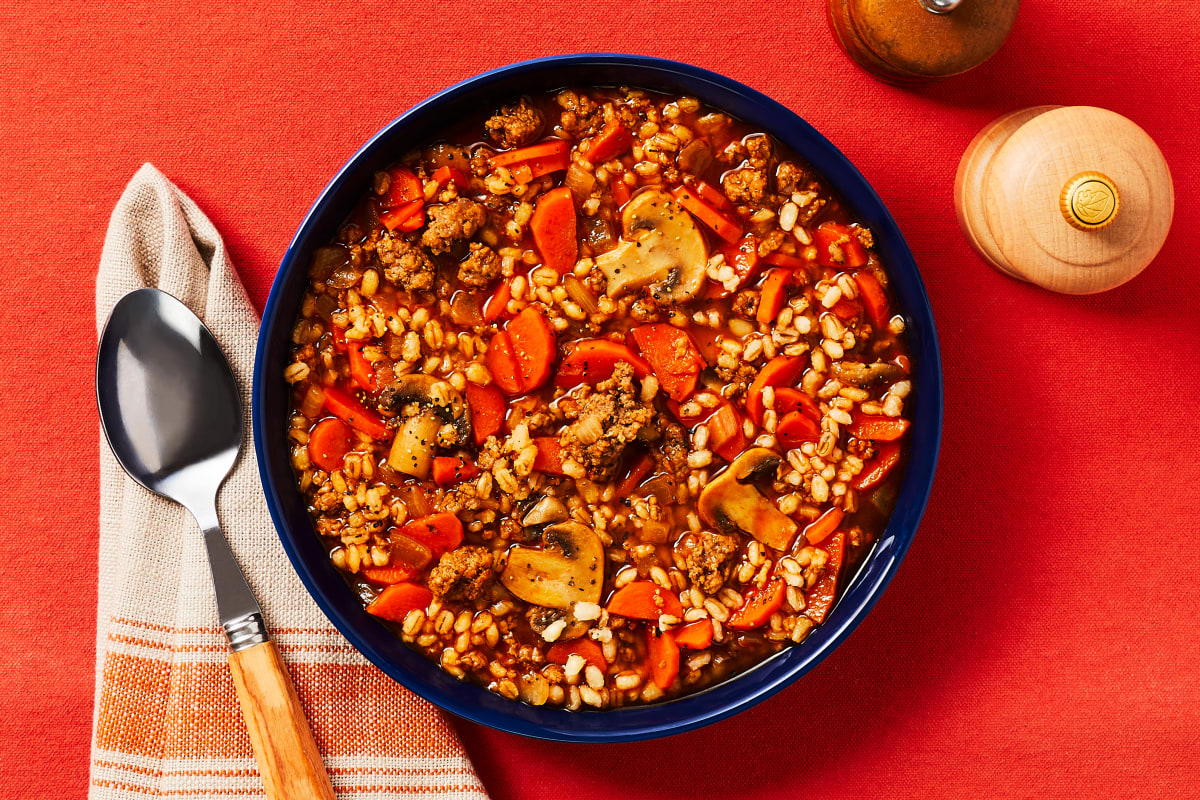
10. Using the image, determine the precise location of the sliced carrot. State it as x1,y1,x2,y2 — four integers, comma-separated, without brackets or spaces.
486,330,524,396
556,339,651,387
777,411,822,448
430,165,471,191
366,582,432,623
532,437,566,475
757,268,793,325
585,119,633,163
547,639,608,673
380,199,425,233
397,513,463,558
432,456,480,486
489,138,570,168
606,581,684,620
805,531,845,624
803,507,844,545
464,383,505,445
694,180,734,214
671,185,742,244
646,628,680,690
707,403,746,462
630,324,705,402
849,413,910,441
610,178,632,208
379,166,422,208
521,151,570,181
728,578,786,631
483,279,512,323
530,187,578,273
674,619,713,650
855,271,890,330
307,418,352,472
508,162,534,185
346,338,379,393
745,355,806,424
774,387,820,423
854,442,902,491
616,451,655,496
361,564,419,585
762,250,809,270
322,386,391,439
506,306,557,391
814,222,868,268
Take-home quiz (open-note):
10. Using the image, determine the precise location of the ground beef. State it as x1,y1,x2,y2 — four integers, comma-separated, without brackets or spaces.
457,242,501,288
722,168,768,205
421,199,487,254
485,98,544,149
732,289,760,319
744,133,773,169
775,161,811,195
427,546,493,601
557,89,604,139
560,361,654,482
373,232,435,291
312,491,342,512
686,532,738,594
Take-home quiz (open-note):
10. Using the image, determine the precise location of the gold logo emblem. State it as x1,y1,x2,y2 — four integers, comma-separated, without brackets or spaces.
1061,172,1119,231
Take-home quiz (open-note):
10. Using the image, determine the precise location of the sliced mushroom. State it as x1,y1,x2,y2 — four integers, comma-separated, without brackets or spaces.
595,189,707,304
387,409,441,479
830,360,905,387
500,521,604,609
383,374,472,446
698,448,798,551
521,495,570,529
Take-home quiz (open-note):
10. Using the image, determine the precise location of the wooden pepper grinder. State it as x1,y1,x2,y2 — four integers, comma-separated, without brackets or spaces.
828,0,1020,83
954,106,1174,294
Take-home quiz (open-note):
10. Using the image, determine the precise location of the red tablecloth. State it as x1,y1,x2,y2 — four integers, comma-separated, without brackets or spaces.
4,3,1198,798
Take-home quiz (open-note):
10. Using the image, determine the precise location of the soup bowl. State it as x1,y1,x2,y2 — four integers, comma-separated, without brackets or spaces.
253,53,942,742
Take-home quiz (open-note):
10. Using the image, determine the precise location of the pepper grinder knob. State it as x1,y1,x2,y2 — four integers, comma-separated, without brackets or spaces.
955,106,1173,294
920,0,963,14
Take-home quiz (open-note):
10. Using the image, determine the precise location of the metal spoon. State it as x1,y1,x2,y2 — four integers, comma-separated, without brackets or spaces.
97,288,335,800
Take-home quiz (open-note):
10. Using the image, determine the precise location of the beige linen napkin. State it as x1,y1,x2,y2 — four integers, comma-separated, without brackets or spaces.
93,163,489,800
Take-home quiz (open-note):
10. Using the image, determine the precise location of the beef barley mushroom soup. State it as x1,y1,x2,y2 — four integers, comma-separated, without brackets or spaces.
284,87,914,710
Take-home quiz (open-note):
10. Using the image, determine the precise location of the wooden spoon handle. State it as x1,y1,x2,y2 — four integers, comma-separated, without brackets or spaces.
228,640,337,800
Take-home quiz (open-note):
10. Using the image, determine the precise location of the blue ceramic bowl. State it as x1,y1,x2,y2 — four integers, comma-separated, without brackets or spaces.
253,54,942,743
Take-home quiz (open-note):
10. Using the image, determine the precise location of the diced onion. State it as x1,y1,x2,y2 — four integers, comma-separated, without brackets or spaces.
450,290,483,327
309,245,348,280
564,162,596,202
299,383,325,418
563,275,600,315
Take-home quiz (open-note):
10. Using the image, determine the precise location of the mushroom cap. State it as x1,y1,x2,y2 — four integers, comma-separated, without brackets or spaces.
596,189,708,303
500,521,605,609
698,448,798,551
384,373,472,446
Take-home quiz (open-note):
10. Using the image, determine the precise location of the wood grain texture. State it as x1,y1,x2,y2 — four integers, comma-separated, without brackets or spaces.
955,105,1060,278
957,105,1174,294
227,641,337,800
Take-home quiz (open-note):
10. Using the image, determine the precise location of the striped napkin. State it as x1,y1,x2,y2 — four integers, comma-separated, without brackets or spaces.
93,163,489,800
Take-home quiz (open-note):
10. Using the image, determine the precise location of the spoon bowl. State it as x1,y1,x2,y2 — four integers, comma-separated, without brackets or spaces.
96,288,241,517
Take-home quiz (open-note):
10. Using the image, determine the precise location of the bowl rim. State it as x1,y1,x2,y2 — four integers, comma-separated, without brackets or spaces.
253,53,942,742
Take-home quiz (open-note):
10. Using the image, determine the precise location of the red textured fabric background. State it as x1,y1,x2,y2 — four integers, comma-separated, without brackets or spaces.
3,2,1198,797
